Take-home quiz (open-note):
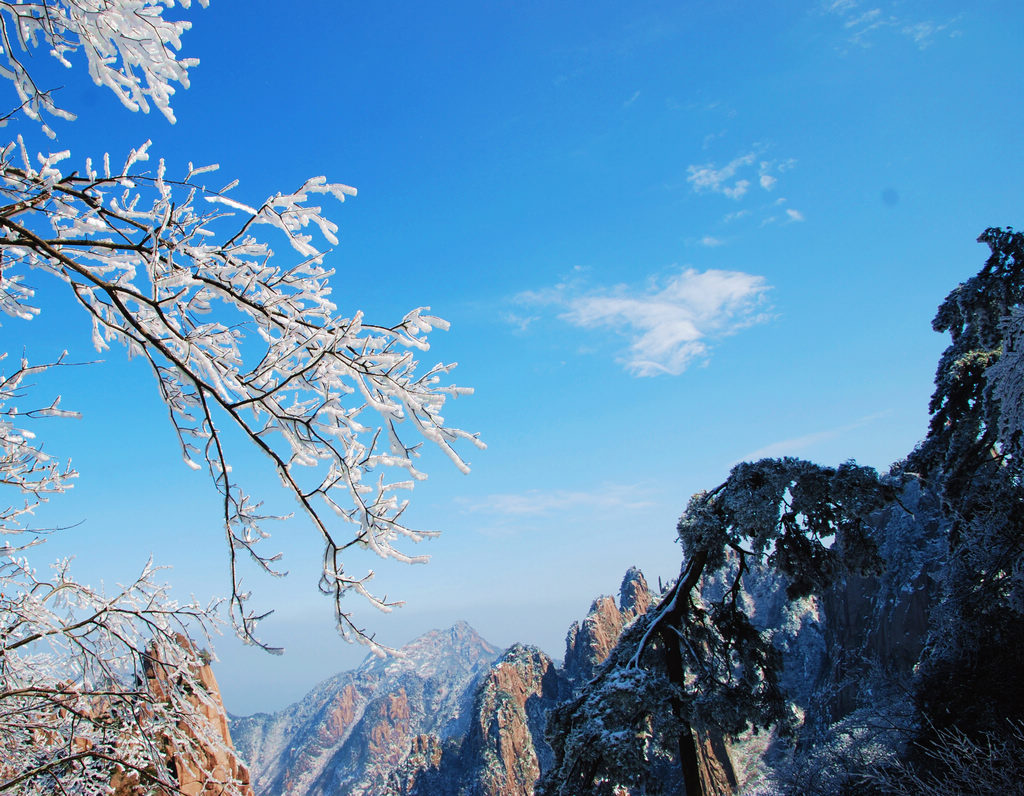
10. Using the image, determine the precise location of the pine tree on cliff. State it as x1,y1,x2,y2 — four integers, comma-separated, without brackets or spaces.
909,226,1024,740
539,458,891,796
538,227,1024,795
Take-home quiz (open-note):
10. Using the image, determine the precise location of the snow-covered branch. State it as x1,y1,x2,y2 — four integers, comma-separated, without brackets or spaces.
0,353,79,533
0,553,249,794
0,139,483,650
0,0,207,136
0,0,478,789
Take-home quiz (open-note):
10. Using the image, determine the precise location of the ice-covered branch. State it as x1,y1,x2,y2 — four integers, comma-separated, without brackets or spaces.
0,352,79,534
0,554,246,794
0,0,207,136
0,141,483,650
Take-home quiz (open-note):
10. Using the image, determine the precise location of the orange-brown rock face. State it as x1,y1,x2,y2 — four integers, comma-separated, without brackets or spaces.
469,567,651,795
461,644,564,796
366,688,412,764
176,659,254,796
111,640,253,796
564,567,651,685
178,661,254,796
230,622,501,796
392,568,655,796
235,572,655,796
319,685,359,744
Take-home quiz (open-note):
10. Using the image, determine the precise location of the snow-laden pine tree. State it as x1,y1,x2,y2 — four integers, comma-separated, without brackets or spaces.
539,228,1024,796
908,226,1024,741
539,459,893,796
0,1,479,791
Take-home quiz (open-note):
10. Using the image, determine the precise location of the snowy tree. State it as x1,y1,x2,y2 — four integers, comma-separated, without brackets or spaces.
1,356,251,794
909,225,1024,740
0,1,479,792
540,458,892,796
540,227,1024,795
0,0,482,650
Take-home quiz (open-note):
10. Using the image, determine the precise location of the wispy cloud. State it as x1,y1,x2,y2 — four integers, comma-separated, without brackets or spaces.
623,90,641,108
901,19,960,49
699,236,724,247
689,151,803,231
456,483,657,518
688,152,797,215
517,267,772,376
738,411,892,462
822,1,961,50
702,130,726,150
501,311,538,333
687,153,757,199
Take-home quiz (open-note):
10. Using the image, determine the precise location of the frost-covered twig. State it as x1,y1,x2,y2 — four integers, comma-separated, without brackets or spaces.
0,0,207,137
0,554,247,795
0,142,483,651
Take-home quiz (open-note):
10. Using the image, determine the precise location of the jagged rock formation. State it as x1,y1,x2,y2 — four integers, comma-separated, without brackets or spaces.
232,571,654,796
113,639,254,796
233,544,933,796
229,622,500,795
454,643,565,794
390,568,653,796
563,566,651,686
386,733,461,794
170,656,256,796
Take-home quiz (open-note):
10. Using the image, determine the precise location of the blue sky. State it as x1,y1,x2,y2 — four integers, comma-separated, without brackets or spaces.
7,0,1023,714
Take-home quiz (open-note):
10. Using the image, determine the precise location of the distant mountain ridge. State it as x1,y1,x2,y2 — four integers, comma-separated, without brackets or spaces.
229,622,500,795
231,569,653,796
390,567,652,795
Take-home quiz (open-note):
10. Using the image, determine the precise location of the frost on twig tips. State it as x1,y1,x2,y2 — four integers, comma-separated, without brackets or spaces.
0,141,483,651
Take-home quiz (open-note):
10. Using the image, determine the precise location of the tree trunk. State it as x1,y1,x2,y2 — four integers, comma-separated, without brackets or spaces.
658,551,710,796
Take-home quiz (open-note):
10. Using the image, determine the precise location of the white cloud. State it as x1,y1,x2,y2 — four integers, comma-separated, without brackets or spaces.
699,236,724,247
690,153,795,209
823,0,960,49
786,208,805,222
687,152,757,199
901,19,959,49
722,179,750,199
845,8,882,30
738,412,891,462
457,483,657,518
623,90,641,107
722,209,750,224
502,311,538,332
519,267,772,377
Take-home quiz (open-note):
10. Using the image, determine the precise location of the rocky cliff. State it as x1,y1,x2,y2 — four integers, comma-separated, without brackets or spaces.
390,568,653,796
231,571,653,796
112,639,254,796
564,566,651,686
229,621,500,796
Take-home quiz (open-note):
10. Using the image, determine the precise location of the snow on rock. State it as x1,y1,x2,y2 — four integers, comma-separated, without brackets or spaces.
229,622,500,796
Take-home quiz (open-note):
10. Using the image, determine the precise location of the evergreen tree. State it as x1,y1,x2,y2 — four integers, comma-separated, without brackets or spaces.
540,227,1024,794
909,226,1024,739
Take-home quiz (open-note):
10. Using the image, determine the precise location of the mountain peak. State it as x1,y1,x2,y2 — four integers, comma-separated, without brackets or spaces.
360,622,501,679
619,566,651,616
